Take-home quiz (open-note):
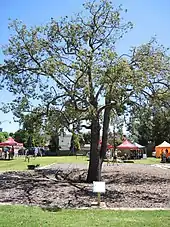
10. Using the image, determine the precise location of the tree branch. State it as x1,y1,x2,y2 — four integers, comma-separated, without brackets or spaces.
81,124,92,130
98,101,117,114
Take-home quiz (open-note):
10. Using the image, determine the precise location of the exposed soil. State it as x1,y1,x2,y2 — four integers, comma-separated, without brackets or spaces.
0,163,170,208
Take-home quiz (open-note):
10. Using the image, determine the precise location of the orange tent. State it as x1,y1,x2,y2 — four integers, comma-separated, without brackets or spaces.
155,141,170,158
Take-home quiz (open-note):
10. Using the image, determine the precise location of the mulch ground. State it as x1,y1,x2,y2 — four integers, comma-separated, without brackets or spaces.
0,164,170,208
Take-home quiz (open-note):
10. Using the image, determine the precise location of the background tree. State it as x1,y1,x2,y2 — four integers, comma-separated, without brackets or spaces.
0,132,9,142
9,132,14,137
13,129,29,146
14,103,83,151
108,112,124,149
82,132,91,144
128,90,170,146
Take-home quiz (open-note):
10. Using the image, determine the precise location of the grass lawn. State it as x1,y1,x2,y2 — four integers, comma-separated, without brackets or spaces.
0,156,162,172
0,205,169,227
0,156,87,171
132,157,161,164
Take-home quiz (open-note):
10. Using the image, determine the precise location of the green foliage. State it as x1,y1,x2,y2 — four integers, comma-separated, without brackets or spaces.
73,133,81,151
2,0,169,131
2,132,9,140
0,132,9,142
9,132,14,137
13,129,29,146
1,0,134,121
128,91,170,146
82,132,91,144
70,132,82,151
0,133,5,142
108,131,122,147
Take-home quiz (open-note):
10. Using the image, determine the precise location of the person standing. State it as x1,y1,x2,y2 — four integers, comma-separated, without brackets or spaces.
11,146,14,159
34,147,38,157
0,148,2,159
106,149,111,166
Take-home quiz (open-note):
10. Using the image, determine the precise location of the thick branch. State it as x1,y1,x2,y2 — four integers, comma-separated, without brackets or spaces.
98,101,117,114
81,124,92,130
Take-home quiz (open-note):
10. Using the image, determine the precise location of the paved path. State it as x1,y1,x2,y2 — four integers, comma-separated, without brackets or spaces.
37,162,170,172
37,162,88,170
38,162,170,170
151,164,170,170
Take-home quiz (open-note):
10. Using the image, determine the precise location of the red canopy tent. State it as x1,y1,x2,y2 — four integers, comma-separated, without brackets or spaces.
117,140,138,150
0,137,22,147
107,144,114,149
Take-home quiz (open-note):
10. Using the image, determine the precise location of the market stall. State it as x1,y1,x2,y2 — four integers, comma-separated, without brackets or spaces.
117,140,138,159
0,137,23,159
155,141,170,158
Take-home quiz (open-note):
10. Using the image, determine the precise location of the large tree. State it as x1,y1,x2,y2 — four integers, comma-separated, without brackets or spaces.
1,0,170,182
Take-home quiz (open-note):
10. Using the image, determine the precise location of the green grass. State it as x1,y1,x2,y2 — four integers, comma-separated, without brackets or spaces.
0,205,169,227
132,157,161,164
0,156,87,171
0,156,162,172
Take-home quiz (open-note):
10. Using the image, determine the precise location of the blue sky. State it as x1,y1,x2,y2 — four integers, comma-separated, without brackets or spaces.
0,0,170,132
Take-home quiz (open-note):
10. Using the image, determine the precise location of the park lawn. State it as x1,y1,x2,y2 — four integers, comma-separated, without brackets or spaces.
0,156,162,172
0,156,87,171
132,157,161,164
0,205,170,227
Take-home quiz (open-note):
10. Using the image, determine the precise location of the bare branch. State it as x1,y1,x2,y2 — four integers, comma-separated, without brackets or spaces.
81,124,92,129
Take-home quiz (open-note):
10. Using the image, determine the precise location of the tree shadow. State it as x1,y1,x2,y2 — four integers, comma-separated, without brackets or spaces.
0,168,169,208
104,172,170,185
0,171,58,206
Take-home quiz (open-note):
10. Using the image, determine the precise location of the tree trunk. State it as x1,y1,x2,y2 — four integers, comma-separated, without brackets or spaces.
87,116,101,183
100,104,112,171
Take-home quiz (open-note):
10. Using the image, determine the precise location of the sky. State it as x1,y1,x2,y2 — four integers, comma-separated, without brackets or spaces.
0,0,170,132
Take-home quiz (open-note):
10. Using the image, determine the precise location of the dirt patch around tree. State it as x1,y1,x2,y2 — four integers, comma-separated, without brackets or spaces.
0,163,170,209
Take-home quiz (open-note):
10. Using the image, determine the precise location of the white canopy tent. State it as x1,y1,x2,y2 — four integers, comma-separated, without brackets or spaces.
134,142,147,159
156,141,170,148
134,142,145,149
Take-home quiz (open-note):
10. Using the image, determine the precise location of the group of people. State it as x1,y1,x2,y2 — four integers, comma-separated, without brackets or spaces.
161,149,170,163
24,147,45,162
0,146,15,160
0,146,45,161
106,149,118,165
